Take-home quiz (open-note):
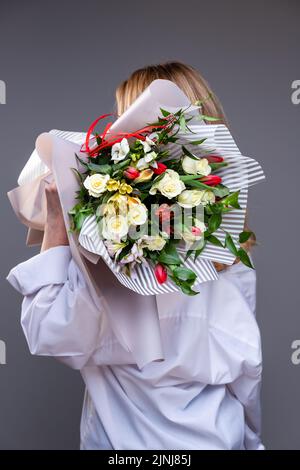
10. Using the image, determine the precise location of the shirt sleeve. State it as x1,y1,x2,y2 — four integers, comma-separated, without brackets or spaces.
6,246,107,370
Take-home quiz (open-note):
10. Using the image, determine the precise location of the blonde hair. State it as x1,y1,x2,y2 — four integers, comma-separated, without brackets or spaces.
116,61,227,125
115,61,255,268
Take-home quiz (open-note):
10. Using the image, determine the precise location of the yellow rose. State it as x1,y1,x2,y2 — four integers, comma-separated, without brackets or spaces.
149,169,185,199
83,173,110,197
182,156,211,176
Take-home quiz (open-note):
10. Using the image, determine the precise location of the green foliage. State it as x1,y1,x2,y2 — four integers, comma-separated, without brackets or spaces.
239,231,253,243
158,242,181,265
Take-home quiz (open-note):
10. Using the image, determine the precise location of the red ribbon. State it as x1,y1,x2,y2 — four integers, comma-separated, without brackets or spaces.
81,114,170,158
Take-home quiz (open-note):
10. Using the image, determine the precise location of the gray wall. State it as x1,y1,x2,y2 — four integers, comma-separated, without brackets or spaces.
0,0,299,450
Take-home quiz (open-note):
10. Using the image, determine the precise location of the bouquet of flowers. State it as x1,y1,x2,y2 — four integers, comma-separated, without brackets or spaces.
69,105,257,296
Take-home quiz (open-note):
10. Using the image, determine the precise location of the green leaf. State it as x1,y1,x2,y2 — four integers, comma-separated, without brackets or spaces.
112,158,131,171
169,274,199,296
158,243,181,265
95,133,102,145
182,145,198,160
212,184,230,198
87,162,112,174
179,114,188,133
100,191,113,204
179,283,199,296
75,153,88,168
221,191,241,209
237,248,254,269
208,213,222,233
199,114,221,122
188,180,216,191
74,212,87,231
71,167,85,183
180,175,213,191
180,174,202,181
225,232,239,257
194,93,213,107
160,107,171,117
206,234,224,248
184,249,194,260
239,231,253,244
190,138,207,146
172,266,197,283
209,162,228,171
194,245,205,260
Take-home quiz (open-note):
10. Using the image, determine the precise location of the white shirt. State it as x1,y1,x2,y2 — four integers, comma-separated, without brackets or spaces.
7,246,264,450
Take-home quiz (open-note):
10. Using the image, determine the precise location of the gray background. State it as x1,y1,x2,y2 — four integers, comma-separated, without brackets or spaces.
0,0,299,450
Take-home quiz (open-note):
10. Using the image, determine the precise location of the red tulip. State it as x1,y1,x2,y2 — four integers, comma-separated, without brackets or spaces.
155,264,167,284
123,167,140,180
153,162,167,175
205,155,224,163
200,175,222,186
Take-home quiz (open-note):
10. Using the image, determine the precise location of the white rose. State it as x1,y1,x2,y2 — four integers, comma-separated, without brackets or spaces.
178,189,215,208
196,158,211,176
140,235,166,251
111,138,130,161
102,215,129,241
177,189,204,208
83,173,110,197
127,203,148,226
201,190,215,205
182,156,211,176
149,169,185,199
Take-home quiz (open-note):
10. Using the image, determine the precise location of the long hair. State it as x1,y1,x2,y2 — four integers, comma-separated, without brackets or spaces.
115,61,255,269
116,61,227,125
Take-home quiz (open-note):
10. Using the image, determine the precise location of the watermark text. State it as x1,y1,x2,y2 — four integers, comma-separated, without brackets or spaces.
0,80,6,104
0,340,6,365
291,80,300,105
291,340,300,365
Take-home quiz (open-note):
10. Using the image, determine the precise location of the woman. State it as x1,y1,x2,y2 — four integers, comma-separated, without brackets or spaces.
7,61,263,450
